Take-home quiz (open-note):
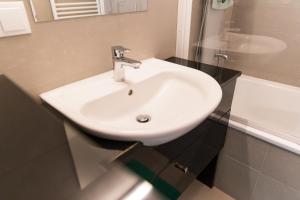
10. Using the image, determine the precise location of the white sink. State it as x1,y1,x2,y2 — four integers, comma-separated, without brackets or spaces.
40,58,222,146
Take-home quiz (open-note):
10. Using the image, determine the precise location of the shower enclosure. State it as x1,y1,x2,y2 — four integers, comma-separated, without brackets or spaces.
192,0,298,86
187,1,300,199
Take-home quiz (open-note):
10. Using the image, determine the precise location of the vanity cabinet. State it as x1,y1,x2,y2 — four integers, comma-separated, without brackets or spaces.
119,107,232,196
0,58,239,200
153,113,229,192
118,57,241,196
170,119,227,175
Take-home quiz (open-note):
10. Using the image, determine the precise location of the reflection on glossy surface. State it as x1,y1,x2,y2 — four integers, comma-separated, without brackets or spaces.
73,164,165,200
64,121,168,199
64,122,134,188
29,0,148,22
201,32,287,54
101,0,148,15
122,181,154,200
197,0,300,87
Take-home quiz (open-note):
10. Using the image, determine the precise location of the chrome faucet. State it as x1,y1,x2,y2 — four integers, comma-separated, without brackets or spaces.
111,46,141,82
215,53,229,60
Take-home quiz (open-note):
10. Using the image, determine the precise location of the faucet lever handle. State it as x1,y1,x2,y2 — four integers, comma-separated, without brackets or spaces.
112,46,130,58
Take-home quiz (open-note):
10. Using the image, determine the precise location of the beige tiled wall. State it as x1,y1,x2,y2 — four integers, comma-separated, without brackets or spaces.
0,0,178,99
223,0,300,87
215,127,300,200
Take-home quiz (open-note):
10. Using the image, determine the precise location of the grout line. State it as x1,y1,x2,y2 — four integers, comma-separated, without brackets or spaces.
219,153,259,200
249,144,271,200
260,144,271,173
221,152,259,173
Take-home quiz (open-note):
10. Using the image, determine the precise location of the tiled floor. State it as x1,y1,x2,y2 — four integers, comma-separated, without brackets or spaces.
179,180,234,200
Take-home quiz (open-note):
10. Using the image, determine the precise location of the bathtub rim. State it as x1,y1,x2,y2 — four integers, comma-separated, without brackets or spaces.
228,119,300,156
238,74,300,93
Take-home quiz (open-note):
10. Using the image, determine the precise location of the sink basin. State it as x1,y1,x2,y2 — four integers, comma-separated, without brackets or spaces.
40,58,222,146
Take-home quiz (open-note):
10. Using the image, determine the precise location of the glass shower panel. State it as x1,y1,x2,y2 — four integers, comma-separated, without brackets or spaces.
194,0,300,143
194,0,234,66
197,0,299,86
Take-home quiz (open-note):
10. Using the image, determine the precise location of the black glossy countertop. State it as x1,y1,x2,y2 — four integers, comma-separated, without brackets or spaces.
166,57,241,86
0,58,241,200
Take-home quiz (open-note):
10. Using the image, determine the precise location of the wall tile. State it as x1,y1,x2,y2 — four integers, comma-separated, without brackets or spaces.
251,174,284,200
0,0,178,98
180,180,234,200
262,145,300,191
215,154,258,200
251,173,300,200
284,186,300,200
222,127,270,171
216,128,300,200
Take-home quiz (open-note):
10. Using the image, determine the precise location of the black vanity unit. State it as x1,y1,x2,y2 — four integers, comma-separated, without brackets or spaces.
0,75,163,200
0,57,240,200
118,57,241,197
0,75,80,200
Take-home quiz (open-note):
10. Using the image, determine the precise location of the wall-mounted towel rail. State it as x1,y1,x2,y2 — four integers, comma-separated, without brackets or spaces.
50,0,102,20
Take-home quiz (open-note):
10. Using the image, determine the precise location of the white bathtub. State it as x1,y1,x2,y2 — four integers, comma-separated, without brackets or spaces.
229,75,300,155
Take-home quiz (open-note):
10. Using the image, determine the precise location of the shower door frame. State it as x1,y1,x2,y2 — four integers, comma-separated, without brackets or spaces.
176,0,193,59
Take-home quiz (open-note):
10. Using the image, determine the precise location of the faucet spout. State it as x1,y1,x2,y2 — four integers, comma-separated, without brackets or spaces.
119,57,141,69
111,46,141,82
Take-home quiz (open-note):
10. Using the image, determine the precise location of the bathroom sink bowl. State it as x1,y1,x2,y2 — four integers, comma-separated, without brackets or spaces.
40,58,222,146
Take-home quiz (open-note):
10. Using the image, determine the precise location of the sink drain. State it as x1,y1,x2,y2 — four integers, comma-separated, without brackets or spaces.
136,114,151,123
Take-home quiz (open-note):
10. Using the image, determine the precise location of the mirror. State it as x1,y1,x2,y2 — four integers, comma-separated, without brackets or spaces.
29,0,148,22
